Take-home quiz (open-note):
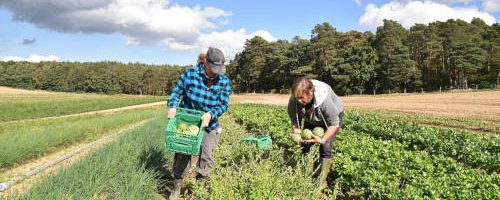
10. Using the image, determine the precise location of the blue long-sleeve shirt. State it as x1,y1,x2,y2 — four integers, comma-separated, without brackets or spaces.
167,64,231,132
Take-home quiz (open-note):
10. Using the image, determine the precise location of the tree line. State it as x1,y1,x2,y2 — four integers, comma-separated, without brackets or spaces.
227,18,499,95
0,61,184,95
1,18,498,96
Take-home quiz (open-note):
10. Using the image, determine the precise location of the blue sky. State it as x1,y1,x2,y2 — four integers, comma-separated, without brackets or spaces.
0,0,498,65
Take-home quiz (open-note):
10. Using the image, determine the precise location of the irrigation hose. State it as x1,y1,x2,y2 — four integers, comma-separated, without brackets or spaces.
0,119,152,192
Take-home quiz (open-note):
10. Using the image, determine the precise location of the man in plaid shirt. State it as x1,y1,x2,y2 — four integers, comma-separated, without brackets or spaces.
167,47,231,199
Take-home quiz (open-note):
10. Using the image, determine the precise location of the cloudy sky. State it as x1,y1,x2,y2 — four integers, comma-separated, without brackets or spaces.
0,0,498,64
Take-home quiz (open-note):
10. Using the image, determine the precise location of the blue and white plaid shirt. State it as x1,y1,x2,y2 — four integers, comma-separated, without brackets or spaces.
167,64,231,132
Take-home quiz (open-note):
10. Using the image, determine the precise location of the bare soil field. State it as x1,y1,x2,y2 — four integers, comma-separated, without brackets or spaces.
230,90,500,122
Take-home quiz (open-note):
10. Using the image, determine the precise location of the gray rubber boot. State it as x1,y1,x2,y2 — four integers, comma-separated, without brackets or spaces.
169,179,182,200
196,173,208,188
318,158,332,192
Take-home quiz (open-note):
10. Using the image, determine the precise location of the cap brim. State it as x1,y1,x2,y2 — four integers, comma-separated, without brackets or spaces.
211,63,224,68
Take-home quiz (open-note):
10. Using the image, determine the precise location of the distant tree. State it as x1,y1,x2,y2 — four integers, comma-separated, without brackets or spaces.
331,32,377,95
239,36,269,92
375,20,410,92
289,36,314,79
310,22,340,83
388,46,421,93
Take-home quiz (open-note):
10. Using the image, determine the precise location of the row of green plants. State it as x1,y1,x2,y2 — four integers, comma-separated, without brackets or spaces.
332,130,499,199
9,110,168,199
0,92,165,122
230,104,499,173
190,113,325,199
348,108,499,134
0,107,161,169
10,109,326,199
229,104,500,199
345,110,500,173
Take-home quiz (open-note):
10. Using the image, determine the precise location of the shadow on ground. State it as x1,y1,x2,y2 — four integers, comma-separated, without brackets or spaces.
138,147,174,199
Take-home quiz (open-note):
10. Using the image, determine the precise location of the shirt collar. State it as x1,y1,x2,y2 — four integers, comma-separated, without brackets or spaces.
198,64,219,81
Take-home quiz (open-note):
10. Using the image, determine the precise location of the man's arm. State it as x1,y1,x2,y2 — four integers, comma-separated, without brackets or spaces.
321,125,339,142
308,98,341,144
167,70,187,109
288,96,302,134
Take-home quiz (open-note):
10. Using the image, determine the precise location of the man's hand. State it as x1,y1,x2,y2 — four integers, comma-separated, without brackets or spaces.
302,134,325,144
201,112,211,127
167,108,177,119
291,124,301,134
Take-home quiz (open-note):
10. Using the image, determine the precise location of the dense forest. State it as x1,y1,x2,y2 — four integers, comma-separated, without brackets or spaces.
228,18,499,95
0,61,184,95
1,18,498,95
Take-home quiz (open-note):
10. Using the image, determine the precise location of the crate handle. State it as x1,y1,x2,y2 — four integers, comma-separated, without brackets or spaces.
179,108,204,116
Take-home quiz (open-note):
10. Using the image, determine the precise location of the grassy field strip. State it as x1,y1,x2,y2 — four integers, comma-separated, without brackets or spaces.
348,108,499,134
10,110,170,200
229,104,500,199
0,92,165,122
0,119,152,194
2,101,167,124
189,113,324,199
0,107,161,169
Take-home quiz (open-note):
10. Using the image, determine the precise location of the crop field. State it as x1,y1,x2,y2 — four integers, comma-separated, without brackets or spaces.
229,104,499,199
1,88,499,199
0,107,162,170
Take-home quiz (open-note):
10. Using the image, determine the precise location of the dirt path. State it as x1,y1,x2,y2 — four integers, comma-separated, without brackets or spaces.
0,119,152,197
230,91,500,122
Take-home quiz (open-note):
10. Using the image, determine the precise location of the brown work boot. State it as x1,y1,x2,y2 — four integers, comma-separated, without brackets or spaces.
318,158,332,192
169,179,182,200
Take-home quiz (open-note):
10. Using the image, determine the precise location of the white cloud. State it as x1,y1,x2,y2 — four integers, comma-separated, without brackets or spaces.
197,29,277,60
0,0,276,59
0,54,60,62
359,1,497,28
394,0,476,4
483,0,500,12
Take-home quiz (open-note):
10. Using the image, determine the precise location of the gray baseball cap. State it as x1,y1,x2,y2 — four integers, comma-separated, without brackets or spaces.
206,47,226,74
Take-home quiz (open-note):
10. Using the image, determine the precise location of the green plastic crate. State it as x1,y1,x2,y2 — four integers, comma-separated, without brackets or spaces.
165,108,205,155
240,135,272,149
